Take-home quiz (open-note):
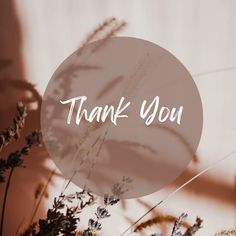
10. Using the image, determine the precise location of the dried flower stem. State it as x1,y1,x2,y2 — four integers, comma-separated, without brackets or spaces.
171,213,188,236
193,66,236,78
214,229,236,236
78,17,116,54
133,214,190,233
183,217,203,236
29,168,56,225
119,149,236,236
0,102,27,153
30,190,95,236
92,21,126,53
0,129,41,236
0,168,14,236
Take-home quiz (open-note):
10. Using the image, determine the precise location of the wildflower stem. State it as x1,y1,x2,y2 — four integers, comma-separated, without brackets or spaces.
29,168,56,225
0,168,14,236
119,149,236,236
193,66,236,78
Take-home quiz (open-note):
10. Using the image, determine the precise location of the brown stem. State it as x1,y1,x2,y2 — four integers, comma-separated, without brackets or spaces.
29,168,56,225
0,168,14,236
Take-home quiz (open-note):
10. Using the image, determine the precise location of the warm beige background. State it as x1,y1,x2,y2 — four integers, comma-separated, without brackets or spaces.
0,0,235,235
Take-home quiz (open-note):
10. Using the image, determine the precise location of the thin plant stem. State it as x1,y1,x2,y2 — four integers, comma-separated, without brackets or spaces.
29,168,56,225
193,66,236,78
119,149,236,236
0,168,14,236
15,217,25,236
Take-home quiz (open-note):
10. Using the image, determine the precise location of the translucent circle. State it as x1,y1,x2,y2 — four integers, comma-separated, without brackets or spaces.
40,37,203,199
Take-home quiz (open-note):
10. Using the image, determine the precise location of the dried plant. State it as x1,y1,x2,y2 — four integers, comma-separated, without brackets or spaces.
140,214,202,236
21,189,120,236
120,146,235,236
34,183,46,200
22,190,95,236
29,168,57,226
80,191,120,236
0,129,42,182
171,213,188,236
134,213,189,233
21,175,129,236
0,102,27,154
78,17,116,54
183,217,203,236
214,229,236,236
78,17,126,55
0,102,42,236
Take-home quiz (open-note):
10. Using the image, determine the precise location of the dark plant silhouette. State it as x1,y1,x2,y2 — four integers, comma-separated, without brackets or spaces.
0,102,42,236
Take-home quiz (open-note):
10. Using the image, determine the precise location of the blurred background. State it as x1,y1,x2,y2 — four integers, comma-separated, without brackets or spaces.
0,0,235,235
